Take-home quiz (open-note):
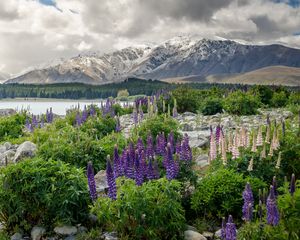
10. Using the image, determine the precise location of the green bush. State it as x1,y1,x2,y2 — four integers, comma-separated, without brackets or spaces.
171,88,202,113
34,125,106,171
98,132,127,157
223,90,261,115
288,92,300,106
251,85,274,106
191,169,265,219
237,221,288,240
0,113,27,142
271,91,288,108
278,180,300,239
200,97,223,115
92,178,186,240
80,116,116,139
136,115,180,143
0,158,90,232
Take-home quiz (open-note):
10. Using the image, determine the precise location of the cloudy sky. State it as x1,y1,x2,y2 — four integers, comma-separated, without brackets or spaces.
0,0,299,75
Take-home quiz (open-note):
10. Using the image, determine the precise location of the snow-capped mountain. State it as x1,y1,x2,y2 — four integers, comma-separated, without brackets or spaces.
5,36,300,85
0,72,9,83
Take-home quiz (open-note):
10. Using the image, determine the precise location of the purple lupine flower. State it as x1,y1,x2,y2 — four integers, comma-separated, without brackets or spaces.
113,145,121,178
136,137,144,153
124,150,134,179
175,140,182,155
87,161,97,201
153,159,160,179
242,182,254,222
180,134,192,161
216,124,221,143
134,150,144,186
146,134,154,160
272,176,278,197
266,185,280,226
106,156,117,200
146,158,156,180
32,115,38,128
75,112,82,126
138,101,144,121
225,215,236,240
290,173,296,196
167,131,175,153
165,143,177,180
115,116,121,132
89,104,96,116
25,117,31,130
40,116,44,128
221,217,226,240
156,133,166,156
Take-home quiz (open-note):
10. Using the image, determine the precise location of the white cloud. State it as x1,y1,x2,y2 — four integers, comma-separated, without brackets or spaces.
0,0,299,75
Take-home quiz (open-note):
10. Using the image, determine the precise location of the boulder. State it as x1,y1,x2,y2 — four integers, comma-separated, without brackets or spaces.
202,231,214,240
0,109,16,116
0,145,6,154
4,142,12,150
13,141,36,163
54,226,77,236
195,155,209,167
0,150,16,166
10,232,22,240
102,232,118,240
184,230,207,240
31,226,46,240
94,170,108,192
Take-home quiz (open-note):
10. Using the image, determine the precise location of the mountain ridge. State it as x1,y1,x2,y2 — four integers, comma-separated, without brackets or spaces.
5,36,300,85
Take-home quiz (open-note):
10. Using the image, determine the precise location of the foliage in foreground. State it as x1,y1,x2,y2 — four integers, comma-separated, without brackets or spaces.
92,178,186,240
0,158,90,232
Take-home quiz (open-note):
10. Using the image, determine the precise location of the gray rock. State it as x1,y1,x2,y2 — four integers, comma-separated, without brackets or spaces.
215,229,222,239
94,170,108,192
54,226,77,236
31,226,46,240
0,146,6,154
102,232,118,240
64,236,76,240
10,232,22,240
184,230,207,240
0,149,16,166
4,142,12,150
202,231,214,239
13,141,36,163
186,225,198,232
195,154,209,167
0,109,16,116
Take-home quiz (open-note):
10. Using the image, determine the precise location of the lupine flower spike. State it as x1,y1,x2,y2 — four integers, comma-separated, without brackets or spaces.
225,215,237,240
221,217,226,240
247,157,253,172
87,161,97,201
106,156,117,200
290,173,296,196
266,185,280,226
242,182,254,222
275,152,281,169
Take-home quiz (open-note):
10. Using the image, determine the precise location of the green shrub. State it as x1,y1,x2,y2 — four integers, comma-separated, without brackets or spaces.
237,221,288,240
200,97,223,115
191,169,265,219
271,91,288,108
288,92,300,106
35,125,106,171
171,88,202,113
98,132,127,157
0,113,27,142
278,180,300,239
80,116,116,139
92,178,186,240
251,85,274,106
0,158,90,232
136,115,180,142
223,91,261,115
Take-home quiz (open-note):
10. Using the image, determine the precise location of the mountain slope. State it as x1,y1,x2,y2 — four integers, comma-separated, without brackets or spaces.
164,66,300,86
5,36,300,85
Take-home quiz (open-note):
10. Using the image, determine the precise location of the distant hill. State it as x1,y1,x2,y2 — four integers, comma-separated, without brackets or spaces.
164,66,300,86
5,36,300,85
